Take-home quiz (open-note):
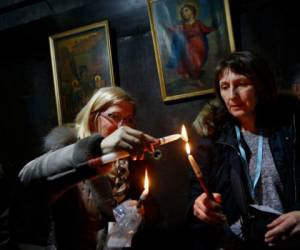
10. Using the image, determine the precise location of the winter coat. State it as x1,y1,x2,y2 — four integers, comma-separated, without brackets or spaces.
187,95,300,249
18,127,117,250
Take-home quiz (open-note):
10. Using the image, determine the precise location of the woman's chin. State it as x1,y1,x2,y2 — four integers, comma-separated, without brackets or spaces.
230,110,246,119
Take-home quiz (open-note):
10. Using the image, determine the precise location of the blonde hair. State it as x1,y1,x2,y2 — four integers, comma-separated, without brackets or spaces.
75,87,135,139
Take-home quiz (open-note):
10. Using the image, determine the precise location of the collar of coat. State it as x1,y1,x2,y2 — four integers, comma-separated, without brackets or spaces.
192,93,300,138
43,125,78,152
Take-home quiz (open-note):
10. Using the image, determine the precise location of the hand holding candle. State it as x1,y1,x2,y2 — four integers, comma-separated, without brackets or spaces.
185,143,216,202
84,132,183,168
181,125,216,202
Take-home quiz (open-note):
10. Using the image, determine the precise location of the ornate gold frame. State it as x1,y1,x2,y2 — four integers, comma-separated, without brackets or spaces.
49,21,115,125
147,0,235,102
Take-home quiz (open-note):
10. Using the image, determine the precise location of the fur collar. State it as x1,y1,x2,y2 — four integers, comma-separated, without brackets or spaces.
193,93,300,137
192,98,222,137
43,126,78,152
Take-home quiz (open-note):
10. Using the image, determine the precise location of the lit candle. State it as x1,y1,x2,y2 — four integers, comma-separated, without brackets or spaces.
183,127,216,202
186,143,203,179
159,134,182,145
85,133,183,168
137,169,149,207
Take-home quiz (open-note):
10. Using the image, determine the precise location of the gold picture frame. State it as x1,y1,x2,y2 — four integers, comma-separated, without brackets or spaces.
49,20,115,125
147,0,235,102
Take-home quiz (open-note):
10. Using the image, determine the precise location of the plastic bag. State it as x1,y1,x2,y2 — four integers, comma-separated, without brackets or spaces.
106,200,142,249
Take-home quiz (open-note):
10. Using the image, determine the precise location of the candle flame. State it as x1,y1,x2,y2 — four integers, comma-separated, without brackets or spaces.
144,169,149,191
181,125,188,142
185,142,191,155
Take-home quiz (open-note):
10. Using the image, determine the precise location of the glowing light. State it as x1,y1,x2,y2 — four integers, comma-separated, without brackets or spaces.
144,169,149,191
181,125,188,142
185,142,191,155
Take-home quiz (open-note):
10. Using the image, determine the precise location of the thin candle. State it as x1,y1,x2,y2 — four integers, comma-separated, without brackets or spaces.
82,133,182,169
159,134,181,145
186,142,216,202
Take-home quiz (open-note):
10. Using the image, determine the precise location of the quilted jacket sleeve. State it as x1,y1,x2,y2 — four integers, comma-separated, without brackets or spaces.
18,134,111,200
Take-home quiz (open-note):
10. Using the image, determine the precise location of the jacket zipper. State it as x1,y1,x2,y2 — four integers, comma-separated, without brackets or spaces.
218,121,298,205
216,141,252,196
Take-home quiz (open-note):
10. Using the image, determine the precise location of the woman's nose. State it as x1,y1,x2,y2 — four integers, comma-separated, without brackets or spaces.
229,87,237,98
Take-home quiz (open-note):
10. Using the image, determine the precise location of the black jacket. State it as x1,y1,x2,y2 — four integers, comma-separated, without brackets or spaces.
188,95,300,249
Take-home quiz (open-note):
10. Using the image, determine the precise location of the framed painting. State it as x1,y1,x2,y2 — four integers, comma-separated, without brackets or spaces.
147,0,235,102
49,20,115,125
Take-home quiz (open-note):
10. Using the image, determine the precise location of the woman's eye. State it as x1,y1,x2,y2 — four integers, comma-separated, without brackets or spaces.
220,84,228,90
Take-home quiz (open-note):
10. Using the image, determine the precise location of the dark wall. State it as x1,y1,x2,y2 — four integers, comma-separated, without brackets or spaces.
1,0,300,247
233,0,300,86
0,1,207,243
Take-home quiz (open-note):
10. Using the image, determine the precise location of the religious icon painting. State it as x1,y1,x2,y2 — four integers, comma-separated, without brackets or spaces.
147,0,235,101
49,21,115,124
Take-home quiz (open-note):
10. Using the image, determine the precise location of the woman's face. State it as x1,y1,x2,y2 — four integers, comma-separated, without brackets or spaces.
219,69,257,122
93,101,135,137
181,6,194,21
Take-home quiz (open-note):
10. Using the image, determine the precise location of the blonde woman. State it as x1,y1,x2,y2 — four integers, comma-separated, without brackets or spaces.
18,87,158,250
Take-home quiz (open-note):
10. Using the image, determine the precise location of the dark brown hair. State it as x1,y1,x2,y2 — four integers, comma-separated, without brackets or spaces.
215,51,277,110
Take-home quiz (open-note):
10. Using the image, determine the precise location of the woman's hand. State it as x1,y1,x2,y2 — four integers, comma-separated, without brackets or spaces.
100,126,159,160
193,192,227,224
265,211,300,245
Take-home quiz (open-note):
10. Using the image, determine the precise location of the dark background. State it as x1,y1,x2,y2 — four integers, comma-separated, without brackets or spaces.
0,0,300,248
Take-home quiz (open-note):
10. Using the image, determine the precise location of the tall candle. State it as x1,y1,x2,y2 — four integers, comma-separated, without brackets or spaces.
186,143,216,202
187,154,203,179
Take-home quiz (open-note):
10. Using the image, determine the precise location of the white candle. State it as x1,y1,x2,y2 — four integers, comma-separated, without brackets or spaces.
87,133,182,168
185,142,215,201
185,143,202,179
139,188,149,201
159,134,182,145
188,154,202,179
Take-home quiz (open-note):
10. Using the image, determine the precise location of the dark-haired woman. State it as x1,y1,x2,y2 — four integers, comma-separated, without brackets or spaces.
188,51,300,249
